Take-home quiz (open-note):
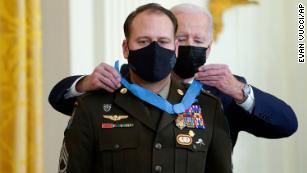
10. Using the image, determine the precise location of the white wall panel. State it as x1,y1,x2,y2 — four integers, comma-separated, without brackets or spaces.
69,0,95,75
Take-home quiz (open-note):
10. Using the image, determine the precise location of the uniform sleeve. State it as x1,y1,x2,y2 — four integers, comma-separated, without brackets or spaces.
205,100,233,173
58,99,95,173
49,75,83,115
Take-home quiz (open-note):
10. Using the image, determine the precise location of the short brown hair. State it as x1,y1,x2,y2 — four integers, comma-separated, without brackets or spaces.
123,3,178,38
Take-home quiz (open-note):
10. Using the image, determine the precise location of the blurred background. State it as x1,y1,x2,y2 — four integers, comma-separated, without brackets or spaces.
1,0,306,172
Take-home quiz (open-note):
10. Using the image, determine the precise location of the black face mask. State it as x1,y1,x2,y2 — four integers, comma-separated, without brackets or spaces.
128,41,176,82
173,46,207,79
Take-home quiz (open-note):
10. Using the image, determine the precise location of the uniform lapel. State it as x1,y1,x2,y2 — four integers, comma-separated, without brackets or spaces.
113,89,156,131
157,78,184,132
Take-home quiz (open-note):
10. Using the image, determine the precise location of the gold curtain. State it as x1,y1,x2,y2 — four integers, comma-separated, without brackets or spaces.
209,0,258,40
0,0,43,172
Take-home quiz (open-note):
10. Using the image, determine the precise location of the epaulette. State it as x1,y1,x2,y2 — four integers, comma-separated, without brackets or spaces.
200,88,223,111
182,82,219,101
200,88,218,100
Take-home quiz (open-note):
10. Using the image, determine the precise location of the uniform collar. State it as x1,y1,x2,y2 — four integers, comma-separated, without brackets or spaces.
113,76,185,132
158,78,170,99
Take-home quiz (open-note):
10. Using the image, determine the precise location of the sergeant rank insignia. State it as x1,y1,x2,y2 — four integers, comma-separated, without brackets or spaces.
175,105,206,130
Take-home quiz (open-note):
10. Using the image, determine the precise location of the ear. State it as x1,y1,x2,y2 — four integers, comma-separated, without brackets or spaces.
174,39,179,57
122,40,129,59
206,40,212,59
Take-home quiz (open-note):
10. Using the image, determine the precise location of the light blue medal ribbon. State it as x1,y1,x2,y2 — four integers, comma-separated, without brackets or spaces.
114,60,203,114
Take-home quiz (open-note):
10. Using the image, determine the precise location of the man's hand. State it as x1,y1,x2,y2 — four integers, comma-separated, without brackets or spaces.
194,64,245,101
76,63,121,93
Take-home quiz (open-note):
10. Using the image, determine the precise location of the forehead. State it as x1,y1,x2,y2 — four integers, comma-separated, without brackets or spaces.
129,11,175,39
175,12,210,37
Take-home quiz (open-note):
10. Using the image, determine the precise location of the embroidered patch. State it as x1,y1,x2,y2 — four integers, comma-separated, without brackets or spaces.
59,141,68,173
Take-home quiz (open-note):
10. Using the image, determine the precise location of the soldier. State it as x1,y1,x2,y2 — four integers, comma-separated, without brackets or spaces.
58,3,232,173
51,4,297,149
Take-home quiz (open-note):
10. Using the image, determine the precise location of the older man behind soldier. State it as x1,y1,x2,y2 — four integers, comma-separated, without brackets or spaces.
58,3,232,173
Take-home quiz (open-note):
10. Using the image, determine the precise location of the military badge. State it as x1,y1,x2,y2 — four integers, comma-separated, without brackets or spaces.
175,115,185,129
176,134,193,146
103,104,112,112
195,138,205,146
103,115,128,121
188,130,195,137
175,105,206,129
101,123,134,128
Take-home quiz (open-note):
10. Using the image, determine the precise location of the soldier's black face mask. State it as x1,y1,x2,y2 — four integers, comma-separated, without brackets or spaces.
173,46,207,79
128,41,176,82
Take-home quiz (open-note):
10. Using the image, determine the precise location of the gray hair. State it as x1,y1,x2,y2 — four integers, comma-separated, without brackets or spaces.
171,3,213,40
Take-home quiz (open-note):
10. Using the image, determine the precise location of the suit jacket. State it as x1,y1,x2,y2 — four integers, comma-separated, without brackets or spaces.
58,79,233,173
202,76,297,146
49,74,298,147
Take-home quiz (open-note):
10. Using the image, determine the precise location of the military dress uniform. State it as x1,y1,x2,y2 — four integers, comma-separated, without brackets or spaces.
59,79,232,173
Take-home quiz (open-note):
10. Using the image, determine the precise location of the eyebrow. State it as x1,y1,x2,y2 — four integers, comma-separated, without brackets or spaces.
194,36,206,40
136,36,173,40
176,33,187,37
158,37,172,40
176,34,206,41
136,36,151,40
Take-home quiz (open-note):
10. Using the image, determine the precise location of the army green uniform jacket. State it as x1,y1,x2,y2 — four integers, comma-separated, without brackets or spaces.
59,79,232,173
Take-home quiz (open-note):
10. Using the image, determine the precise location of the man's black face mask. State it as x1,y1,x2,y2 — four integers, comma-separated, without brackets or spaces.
173,46,207,79
128,41,176,82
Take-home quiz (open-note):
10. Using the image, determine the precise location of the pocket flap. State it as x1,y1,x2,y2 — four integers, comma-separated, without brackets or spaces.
99,127,139,151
